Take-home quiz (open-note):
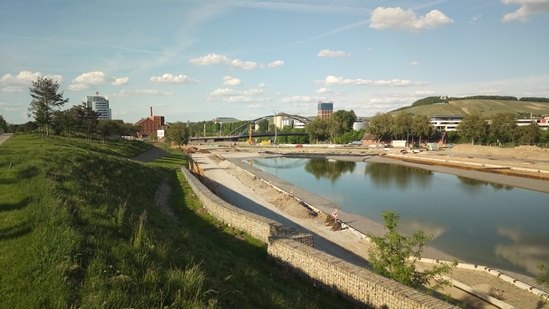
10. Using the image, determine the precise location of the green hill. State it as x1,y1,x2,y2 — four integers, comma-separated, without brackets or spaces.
390,99,549,117
0,134,349,308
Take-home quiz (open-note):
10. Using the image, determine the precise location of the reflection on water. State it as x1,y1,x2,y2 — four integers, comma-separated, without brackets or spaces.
495,227,549,275
250,157,549,277
457,176,514,190
305,158,356,182
365,161,432,189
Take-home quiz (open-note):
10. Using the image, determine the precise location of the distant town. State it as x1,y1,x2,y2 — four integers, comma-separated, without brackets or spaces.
1,82,548,148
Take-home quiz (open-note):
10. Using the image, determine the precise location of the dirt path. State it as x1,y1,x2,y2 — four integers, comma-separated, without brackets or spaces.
0,133,13,145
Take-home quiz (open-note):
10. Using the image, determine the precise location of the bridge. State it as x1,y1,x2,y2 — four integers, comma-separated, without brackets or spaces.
190,131,307,143
190,113,310,143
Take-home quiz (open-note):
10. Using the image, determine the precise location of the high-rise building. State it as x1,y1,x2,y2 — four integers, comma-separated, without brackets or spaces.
317,101,333,119
85,93,112,120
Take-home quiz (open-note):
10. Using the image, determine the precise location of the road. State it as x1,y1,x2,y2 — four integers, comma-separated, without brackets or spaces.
0,133,12,145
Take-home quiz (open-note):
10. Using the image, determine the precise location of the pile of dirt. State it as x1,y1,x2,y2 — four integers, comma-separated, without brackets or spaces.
183,146,198,154
267,193,313,219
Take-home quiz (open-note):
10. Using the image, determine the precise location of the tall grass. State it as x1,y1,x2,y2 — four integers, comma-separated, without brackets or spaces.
0,135,352,308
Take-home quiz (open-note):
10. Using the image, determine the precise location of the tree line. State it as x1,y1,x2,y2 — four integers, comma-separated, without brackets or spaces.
366,111,549,146
452,111,549,145
1,77,139,141
305,109,364,144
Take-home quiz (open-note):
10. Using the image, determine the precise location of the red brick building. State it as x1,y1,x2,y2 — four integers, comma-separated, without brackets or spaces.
135,107,165,138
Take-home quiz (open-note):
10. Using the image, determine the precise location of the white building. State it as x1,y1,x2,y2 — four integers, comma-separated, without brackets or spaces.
429,115,549,132
429,115,464,132
353,118,366,131
85,94,112,120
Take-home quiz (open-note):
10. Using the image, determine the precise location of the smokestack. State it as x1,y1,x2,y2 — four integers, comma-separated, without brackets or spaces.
150,106,153,117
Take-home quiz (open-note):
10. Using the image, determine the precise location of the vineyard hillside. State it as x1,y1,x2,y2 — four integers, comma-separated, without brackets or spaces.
389,99,549,117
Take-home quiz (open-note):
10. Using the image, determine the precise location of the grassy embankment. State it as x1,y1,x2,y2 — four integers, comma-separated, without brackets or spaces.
0,134,351,308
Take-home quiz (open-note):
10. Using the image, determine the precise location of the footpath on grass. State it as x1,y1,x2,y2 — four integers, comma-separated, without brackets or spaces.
0,133,13,145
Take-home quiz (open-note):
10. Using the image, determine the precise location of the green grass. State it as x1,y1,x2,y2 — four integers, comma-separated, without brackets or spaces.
390,99,549,117
0,134,352,308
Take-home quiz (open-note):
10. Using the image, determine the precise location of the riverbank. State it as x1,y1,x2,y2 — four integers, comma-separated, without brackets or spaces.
188,144,549,308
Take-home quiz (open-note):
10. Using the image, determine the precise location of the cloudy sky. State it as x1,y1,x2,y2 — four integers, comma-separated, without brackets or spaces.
1,0,548,124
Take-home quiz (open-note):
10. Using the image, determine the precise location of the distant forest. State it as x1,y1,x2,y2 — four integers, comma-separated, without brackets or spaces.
410,95,549,108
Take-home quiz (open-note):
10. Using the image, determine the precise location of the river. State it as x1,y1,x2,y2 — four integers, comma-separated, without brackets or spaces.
250,157,549,277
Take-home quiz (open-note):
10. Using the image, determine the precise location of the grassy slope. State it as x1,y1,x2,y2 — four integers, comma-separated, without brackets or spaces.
0,134,351,308
390,99,549,117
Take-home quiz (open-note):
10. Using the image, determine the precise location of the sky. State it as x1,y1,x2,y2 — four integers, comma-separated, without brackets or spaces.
1,0,548,125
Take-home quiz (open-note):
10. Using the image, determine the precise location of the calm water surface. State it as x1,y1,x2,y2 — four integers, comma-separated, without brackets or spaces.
250,157,549,276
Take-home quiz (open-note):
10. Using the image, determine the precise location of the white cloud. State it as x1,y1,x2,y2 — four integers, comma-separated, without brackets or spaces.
317,49,349,58
69,71,106,91
281,95,314,103
242,88,264,95
112,89,174,97
315,87,332,94
189,53,263,70
502,0,549,22
189,53,230,65
268,60,285,68
210,87,263,97
150,73,197,84
415,90,435,95
410,61,420,66
1,71,63,92
210,88,237,96
68,83,89,91
226,96,271,103
223,76,242,86
370,7,453,31
112,77,129,86
209,87,265,103
319,75,427,87
230,59,261,70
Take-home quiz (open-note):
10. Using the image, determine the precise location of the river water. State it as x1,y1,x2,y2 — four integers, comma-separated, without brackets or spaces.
250,157,549,277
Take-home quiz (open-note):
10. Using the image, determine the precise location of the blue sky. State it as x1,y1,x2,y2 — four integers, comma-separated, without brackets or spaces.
1,0,548,124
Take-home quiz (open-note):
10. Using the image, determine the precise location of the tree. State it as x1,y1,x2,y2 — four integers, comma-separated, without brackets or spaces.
366,113,393,143
0,115,7,133
540,128,549,145
411,114,433,146
305,117,330,143
457,112,488,145
537,264,549,288
97,120,121,142
166,122,190,148
368,211,455,289
392,112,413,140
488,113,517,145
331,110,357,136
517,123,540,145
28,76,68,136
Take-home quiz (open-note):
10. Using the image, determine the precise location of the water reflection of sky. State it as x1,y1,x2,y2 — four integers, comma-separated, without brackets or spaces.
249,157,549,276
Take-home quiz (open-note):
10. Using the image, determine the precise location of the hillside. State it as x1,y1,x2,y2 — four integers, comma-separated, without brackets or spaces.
390,99,549,117
0,134,351,308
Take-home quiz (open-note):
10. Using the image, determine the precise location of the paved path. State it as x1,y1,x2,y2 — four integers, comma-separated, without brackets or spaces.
192,152,372,268
0,133,12,145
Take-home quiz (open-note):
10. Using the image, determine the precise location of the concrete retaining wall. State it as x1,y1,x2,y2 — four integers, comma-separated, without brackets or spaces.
181,167,455,308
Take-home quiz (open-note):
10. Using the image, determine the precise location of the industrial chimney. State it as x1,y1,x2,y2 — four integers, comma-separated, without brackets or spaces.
150,106,153,117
